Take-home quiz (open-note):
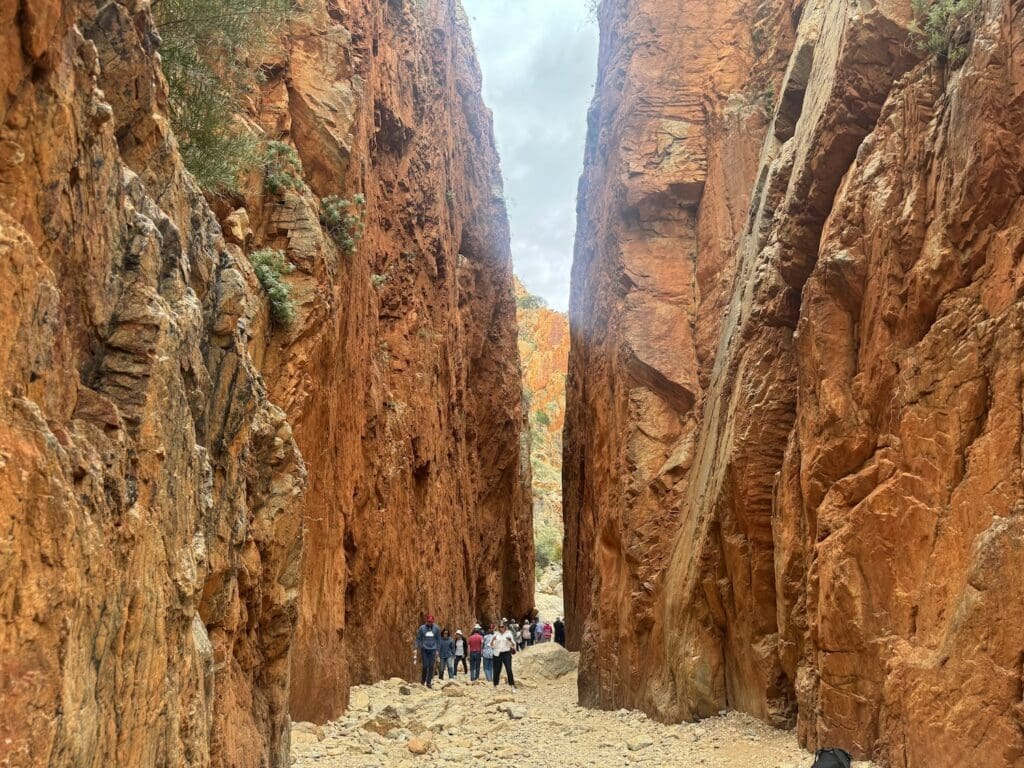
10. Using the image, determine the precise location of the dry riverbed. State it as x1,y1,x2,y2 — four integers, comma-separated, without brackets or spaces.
291,645,875,768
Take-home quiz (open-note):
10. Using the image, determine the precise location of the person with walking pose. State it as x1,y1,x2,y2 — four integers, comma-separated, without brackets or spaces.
415,614,441,688
438,628,456,679
490,619,517,692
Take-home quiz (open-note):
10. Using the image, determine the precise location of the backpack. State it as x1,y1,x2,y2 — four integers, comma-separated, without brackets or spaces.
811,748,852,768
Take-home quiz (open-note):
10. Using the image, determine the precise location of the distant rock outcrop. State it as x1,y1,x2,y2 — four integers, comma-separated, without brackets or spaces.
515,279,569,563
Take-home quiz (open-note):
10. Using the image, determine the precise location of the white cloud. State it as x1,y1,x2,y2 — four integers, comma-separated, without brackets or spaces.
461,0,598,312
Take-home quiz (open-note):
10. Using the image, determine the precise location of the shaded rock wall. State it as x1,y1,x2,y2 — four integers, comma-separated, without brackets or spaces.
250,0,533,724
566,0,1024,765
0,2,304,766
0,0,531,765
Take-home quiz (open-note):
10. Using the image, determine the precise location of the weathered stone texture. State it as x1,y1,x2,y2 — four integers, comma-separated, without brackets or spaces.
0,3,304,767
566,0,1024,764
0,0,531,765
247,1,534,724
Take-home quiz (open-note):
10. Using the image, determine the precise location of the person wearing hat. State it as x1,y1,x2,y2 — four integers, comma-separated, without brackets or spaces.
415,614,441,688
467,624,485,681
451,630,466,676
489,619,517,692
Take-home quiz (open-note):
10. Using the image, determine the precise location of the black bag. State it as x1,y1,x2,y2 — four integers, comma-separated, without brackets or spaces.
811,748,852,768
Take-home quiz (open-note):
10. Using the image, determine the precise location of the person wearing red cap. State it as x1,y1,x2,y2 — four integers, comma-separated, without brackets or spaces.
415,614,441,688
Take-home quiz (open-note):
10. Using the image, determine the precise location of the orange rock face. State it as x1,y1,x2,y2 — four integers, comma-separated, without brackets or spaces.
250,1,534,724
515,279,569,531
566,0,1024,765
0,2,304,766
0,0,530,766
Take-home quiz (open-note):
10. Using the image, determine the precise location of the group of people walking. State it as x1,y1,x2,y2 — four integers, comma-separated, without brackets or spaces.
414,613,566,692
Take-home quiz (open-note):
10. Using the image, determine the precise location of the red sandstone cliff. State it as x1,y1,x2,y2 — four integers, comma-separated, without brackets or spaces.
565,0,1024,765
246,0,534,724
0,0,531,765
515,279,569,540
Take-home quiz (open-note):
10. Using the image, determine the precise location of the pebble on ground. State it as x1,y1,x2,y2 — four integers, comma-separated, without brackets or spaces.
290,647,877,768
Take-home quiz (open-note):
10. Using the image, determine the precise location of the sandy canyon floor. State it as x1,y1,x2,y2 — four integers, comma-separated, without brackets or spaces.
290,646,876,768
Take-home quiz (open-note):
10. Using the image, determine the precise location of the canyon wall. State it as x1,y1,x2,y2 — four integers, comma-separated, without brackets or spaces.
515,279,569,547
565,0,1024,765
251,0,534,724
0,0,531,765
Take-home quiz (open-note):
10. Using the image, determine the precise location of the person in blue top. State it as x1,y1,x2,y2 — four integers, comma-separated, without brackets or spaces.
415,614,441,688
437,628,456,679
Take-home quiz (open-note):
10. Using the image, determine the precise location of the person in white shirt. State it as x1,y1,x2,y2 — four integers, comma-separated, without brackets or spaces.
489,619,517,691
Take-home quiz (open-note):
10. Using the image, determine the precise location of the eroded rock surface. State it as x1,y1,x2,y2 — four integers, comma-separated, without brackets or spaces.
0,2,304,766
1,0,531,765
246,1,534,723
566,0,1024,765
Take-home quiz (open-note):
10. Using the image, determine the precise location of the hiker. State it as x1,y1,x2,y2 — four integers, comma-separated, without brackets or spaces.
415,614,441,688
534,616,545,644
482,624,495,682
454,629,469,676
520,615,532,646
490,618,517,692
468,624,485,681
438,628,456,679
554,617,565,646
542,620,553,643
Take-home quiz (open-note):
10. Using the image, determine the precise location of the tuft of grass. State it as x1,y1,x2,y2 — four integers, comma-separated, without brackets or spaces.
154,0,294,192
263,141,305,196
371,273,389,288
320,194,366,255
911,0,978,68
250,248,296,326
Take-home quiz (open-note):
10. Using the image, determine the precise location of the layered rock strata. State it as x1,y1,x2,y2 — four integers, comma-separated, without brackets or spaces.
565,0,1024,765
0,3,304,766
0,0,531,765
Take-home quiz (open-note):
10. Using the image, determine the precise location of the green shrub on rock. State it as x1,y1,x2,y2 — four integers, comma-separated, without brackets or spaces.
263,141,305,196
250,248,296,326
911,0,978,67
320,194,366,255
154,0,293,192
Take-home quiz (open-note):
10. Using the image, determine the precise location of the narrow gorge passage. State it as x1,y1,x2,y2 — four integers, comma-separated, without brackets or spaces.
2,0,1023,767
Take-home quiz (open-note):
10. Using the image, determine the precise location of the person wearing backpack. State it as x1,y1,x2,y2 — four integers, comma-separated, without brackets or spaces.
811,748,852,768
482,624,495,682
468,624,485,681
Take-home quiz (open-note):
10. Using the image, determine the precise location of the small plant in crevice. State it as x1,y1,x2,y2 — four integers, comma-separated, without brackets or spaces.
911,0,979,68
250,248,296,326
263,141,305,195
320,194,366,255
371,273,389,288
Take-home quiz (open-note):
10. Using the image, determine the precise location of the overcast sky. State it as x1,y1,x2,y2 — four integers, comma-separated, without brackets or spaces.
461,0,598,313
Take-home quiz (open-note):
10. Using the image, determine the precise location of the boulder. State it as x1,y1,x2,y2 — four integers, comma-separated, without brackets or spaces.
513,643,578,680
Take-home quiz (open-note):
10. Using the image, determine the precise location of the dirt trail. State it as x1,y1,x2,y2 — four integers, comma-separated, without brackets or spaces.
290,646,875,768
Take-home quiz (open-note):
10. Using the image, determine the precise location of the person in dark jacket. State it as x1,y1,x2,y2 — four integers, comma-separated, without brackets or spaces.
437,628,456,679
554,617,566,646
415,614,441,688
